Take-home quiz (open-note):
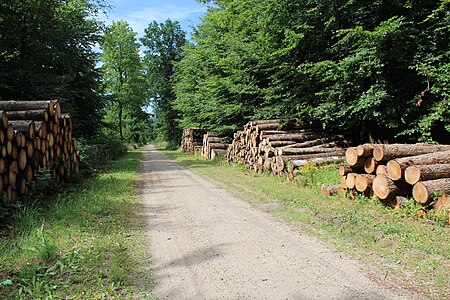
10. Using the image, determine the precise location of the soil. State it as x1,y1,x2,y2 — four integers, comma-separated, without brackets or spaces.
139,145,418,300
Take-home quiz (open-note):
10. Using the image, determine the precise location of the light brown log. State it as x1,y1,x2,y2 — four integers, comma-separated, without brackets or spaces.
413,178,450,204
0,145,5,158
386,150,450,181
0,130,4,144
376,165,387,175
249,119,280,126
345,147,365,166
265,132,325,142
11,145,18,160
210,149,226,160
281,151,345,161
0,111,8,129
404,164,450,185
18,149,27,171
290,156,345,167
8,170,17,187
6,140,12,156
284,136,346,149
207,143,227,150
279,147,343,156
433,194,450,224
373,143,450,162
340,176,347,189
356,143,380,158
267,141,297,148
364,157,377,174
6,124,14,141
373,174,409,200
321,184,342,196
345,173,357,189
355,174,375,192
5,109,49,122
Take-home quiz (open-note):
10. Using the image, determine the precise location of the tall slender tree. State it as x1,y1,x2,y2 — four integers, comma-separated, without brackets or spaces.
101,21,146,141
141,19,186,147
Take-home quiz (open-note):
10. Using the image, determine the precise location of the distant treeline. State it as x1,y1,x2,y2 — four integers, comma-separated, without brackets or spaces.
174,0,450,144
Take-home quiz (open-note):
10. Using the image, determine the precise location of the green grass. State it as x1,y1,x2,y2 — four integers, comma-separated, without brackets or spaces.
162,150,450,300
0,150,153,299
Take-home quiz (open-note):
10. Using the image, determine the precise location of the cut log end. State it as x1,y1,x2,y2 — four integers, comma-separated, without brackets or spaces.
386,160,402,181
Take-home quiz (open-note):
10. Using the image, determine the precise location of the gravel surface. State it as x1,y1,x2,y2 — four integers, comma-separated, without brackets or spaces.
140,146,416,300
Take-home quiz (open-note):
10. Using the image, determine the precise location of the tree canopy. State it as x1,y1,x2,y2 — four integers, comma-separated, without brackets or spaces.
174,0,450,143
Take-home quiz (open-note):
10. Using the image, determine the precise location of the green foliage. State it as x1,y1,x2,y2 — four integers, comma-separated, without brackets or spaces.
174,0,450,143
141,19,187,148
0,0,106,138
101,21,148,143
77,134,127,175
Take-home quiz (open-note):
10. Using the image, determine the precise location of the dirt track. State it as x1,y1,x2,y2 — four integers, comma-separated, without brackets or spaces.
140,146,416,300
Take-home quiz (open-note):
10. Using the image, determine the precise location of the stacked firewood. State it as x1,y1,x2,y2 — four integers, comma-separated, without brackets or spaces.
181,128,206,154
330,143,450,221
201,132,228,159
226,119,349,177
0,100,80,203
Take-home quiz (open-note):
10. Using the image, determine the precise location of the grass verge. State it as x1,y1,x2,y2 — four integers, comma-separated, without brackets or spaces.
162,150,450,300
0,150,152,299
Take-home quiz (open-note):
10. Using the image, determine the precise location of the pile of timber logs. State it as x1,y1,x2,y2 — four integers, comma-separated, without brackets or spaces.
181,128,206,154
201,132,228,159
326,143,450,221
0,100,80,204
226,119,350,177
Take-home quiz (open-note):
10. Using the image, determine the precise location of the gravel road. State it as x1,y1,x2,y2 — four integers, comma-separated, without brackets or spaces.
140,146,416,300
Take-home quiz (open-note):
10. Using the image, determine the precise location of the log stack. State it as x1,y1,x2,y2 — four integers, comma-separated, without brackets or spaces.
0,100,80,204
226,119,349,177
334,143,450,219
201,132,228,159
181,128,206,154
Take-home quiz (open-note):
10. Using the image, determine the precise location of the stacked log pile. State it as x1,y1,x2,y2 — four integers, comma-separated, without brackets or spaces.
330,143,450,221
226,120,349,177
0,100,80,203
201,132,228,159
181,128,206,154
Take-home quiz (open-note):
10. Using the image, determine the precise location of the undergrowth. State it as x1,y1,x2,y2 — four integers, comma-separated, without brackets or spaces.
0,150,151,299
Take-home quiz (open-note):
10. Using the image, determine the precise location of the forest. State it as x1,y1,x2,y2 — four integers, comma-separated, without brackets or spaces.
1,0,450,149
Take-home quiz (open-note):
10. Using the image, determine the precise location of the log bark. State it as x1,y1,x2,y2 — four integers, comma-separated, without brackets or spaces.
321,184,342,196
210,149,226,160
265,132,325,142
0,100,56,113
290,156,345,167
404,164,450,185
356,143,380,158
413,178,450,204
373,174,409,200
286,136,346,149
278,147,342,156
8,120,35,138
386,150,450,181
339,165,363,176
267,141,297,148
5,109,49,122
281,151,345,161
373,143,450,162
0,111,8,129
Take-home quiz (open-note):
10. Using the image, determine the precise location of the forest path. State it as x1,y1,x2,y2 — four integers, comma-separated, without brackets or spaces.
139,145,414,300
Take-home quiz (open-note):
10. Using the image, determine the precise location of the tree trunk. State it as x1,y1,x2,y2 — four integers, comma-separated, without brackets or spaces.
0,100,55,113
373,144,450,162
404,164,450,185
118,103,123,142
339,165,363,176
373,174,409,200
386,150,450,181
356,143,380,158
413,178,450,204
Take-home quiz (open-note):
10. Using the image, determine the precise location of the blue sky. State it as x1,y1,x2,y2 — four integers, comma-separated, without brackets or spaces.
104,0,208,39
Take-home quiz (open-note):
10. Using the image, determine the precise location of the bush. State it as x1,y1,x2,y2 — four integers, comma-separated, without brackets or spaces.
77,134,128,175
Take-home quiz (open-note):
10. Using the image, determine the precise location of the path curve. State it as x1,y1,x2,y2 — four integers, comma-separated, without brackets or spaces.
140,146,415,300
